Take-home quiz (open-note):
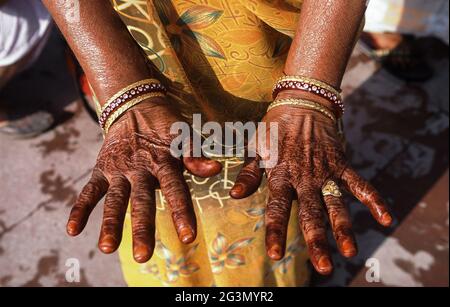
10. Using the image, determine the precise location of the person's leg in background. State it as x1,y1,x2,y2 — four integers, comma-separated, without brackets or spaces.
0,0,54,138
361,0,449,82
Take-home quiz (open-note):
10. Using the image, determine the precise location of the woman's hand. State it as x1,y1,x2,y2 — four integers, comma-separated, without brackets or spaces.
66,98,222,263
230,94,393,275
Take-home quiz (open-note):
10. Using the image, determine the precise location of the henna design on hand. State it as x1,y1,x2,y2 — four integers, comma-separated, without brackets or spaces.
230,102,392,275
67,98,222,263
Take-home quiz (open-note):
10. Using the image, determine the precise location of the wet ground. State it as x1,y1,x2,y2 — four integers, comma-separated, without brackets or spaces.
0,30,448,287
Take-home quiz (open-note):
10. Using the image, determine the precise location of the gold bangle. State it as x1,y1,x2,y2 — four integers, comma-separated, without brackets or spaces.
275,75,342,98
267,98,337,123
103,92,165,134
100,78,162,114
99,79,167,130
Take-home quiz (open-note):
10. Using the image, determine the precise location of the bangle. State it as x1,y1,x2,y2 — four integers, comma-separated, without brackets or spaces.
103,92,166,134
98,79,167,131
100,79,164,114
273,76,344,116
267,98,337,123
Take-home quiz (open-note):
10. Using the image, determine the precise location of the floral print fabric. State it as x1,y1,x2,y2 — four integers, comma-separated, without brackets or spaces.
112,0,310,287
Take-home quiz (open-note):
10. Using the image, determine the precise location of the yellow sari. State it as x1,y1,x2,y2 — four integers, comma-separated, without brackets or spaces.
112,0,310,287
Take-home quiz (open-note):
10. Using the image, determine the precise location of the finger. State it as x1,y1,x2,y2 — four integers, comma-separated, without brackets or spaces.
67,170,108,236
157,161,196,244
341,167,393,227
98,176,131,254
182,132,222,178
129,173,157,263
323,195,357,258
230,157,264,199
183,156,222,178
297,185,333,275
265,173,293,260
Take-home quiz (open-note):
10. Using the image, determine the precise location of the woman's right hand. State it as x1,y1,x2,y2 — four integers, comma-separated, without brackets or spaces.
66,97,222,263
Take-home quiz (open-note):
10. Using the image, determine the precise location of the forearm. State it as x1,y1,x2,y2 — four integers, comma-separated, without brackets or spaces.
285,0,367,89
42,0,154,105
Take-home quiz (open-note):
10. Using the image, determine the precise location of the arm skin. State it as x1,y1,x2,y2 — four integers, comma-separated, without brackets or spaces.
231,0,393,275
42,0,153,105
285,0,367,88
42,1,222,263
280,0,367,110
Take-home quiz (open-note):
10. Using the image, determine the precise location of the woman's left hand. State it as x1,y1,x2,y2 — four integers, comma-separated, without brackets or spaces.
230,94,393,275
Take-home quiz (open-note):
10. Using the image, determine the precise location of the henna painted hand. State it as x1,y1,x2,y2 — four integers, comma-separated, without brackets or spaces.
230,96,393,275
66,98,222,263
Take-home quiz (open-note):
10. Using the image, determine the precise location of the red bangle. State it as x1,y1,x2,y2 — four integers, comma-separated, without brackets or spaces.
273,76,344,116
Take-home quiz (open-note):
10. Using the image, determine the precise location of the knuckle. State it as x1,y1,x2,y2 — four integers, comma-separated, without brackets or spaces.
102,216,120,229
155,162,182,181
334,225,353,239
267,199,290,217
132,222,154,238
307,238,329,254
265,224,285,238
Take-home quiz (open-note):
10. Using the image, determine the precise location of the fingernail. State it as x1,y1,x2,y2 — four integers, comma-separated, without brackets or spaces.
134,245,151,263
318,256,332,273
381,212,393,226
268,244,283,260
99,235,117,253
205,159,217,166
231,184,244,195
179,227,194,244
67,221,78,236
341,239,357,257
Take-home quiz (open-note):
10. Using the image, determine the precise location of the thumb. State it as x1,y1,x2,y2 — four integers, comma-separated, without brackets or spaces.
230,157,264,199
183,156,222,178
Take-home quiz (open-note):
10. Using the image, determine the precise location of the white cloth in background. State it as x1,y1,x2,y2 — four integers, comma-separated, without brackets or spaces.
365,0,449,44
0,0,52,67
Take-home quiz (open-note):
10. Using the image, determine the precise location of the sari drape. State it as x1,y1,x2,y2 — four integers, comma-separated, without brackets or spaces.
111,0,310,287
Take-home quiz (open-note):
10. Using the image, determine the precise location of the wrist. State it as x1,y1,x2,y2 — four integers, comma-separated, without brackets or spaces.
98,79,167,134
127,96,168,113
93,70,156,107
106,96,168,134
275,89,340,116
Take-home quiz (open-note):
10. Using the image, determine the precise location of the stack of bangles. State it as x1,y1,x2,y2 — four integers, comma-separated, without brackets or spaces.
270,75,344,122
98,79,167,134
